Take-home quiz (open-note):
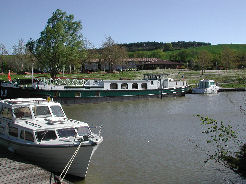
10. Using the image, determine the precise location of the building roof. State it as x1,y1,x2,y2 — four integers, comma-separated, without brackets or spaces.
143,59,181,65
86,58,181,65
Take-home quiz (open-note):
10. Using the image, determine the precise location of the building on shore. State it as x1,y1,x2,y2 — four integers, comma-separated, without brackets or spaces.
83,58,183,72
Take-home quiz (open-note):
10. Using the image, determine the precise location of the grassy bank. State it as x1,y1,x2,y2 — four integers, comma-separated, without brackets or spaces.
1,69,246,88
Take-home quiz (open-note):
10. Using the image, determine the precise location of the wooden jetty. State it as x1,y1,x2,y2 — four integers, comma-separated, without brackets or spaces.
0,146,69,184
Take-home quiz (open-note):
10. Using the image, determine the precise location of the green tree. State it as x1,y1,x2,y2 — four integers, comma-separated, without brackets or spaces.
221,47,236,69
0,43,8,73
197,50,212,75
177,50,190,63
163,43,173,51
101,36,128,72
197,114,246,176
26,9,86,78
12,39,35,73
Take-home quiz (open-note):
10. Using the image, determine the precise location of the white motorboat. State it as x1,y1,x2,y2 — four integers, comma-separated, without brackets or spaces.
192,79,219,94
0,98,103,179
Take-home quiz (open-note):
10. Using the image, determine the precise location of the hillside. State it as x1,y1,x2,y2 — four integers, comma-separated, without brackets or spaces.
128,44,246,61
120,41,211,52
165,44,246,55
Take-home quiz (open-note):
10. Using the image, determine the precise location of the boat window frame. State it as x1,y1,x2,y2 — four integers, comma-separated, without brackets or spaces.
19,129,35,142
50,105,65,117
141,83,147,90
8,125,18,138
25,131,34,142
77,126,90,137
20,129,25,139
205,81,209,88
121,83,128,89
75,92,81,98
57,128,77,138
210,81,215,86
13,106,32,119
32,105,52,117
110,83,118,89
1,107,13,120
35,130,58,142
132,83,138,89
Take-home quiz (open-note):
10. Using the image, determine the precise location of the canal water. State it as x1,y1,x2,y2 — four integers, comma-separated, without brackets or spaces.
63,92,246,184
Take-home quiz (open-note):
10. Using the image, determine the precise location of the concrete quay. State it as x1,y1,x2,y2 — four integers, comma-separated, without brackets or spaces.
0,146,69,184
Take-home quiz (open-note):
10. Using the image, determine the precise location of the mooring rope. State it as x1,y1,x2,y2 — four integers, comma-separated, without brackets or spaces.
59,141,84,182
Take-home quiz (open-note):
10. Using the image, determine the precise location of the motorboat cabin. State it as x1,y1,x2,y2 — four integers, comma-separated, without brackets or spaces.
192,79,219,94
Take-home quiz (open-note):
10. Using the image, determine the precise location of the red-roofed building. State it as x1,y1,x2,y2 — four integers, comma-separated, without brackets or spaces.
138,59,183,70
83,58,183,72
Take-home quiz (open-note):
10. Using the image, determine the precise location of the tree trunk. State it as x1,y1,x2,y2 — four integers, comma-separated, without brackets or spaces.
98,61,102,71
50,69,57,79
81,63,85,73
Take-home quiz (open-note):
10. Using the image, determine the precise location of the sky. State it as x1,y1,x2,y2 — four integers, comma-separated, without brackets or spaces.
1,0,246,52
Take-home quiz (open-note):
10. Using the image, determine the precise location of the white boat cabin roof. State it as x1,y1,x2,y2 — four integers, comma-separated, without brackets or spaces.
199,79,215,83
0,98,88,132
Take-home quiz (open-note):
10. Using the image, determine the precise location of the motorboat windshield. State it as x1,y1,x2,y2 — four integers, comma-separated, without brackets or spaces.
14,107,32,119
33,106,52,117
50,105,65,117
57,128,76,138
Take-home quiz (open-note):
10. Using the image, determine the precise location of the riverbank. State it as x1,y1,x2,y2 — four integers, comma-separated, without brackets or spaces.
1,69,245,88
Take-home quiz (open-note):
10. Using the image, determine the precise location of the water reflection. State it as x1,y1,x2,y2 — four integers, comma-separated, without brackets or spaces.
62,92,246,184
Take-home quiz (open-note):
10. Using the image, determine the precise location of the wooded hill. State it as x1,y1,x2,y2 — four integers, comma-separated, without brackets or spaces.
127,44,246,70
119,41,211,52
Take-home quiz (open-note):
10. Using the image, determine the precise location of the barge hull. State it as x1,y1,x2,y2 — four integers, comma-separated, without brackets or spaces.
0,87,188,104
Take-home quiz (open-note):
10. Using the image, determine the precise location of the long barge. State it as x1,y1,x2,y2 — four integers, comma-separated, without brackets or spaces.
0,74,189,104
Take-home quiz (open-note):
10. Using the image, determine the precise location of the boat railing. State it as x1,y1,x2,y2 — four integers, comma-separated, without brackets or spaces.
34,78,87,86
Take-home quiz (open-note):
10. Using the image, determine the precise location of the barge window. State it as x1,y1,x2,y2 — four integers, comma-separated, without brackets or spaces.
121,83,128,89
33,106,51,117
36,130,57,142
1,108,13,120
14,107,32,119
110,83,118,89
141,83,147,90
57,128,76,138
9,126,18,137
50,106,65,117
132,83,138,89
75,92,81,97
